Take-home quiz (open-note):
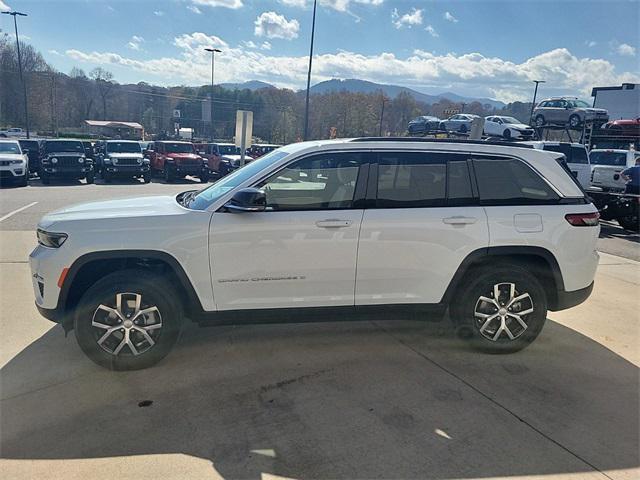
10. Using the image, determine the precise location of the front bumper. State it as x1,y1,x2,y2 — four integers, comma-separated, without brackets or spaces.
168,164,208,176
41,166,93,177
104,165,150,176
0,165,27,179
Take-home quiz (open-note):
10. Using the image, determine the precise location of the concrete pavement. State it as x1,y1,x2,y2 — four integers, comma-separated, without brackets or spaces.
0,227,638,480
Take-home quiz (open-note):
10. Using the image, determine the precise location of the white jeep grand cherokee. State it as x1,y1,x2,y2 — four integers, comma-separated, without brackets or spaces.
30,138,600,370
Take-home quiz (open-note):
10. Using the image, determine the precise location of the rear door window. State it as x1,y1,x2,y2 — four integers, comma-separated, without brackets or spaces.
473,157,560,205
570,147,589,164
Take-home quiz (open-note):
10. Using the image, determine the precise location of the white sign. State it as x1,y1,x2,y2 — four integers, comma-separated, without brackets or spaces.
235,110,253,166
173,109,181,118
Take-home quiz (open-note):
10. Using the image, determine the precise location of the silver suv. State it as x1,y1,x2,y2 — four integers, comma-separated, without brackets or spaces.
532,97,608,129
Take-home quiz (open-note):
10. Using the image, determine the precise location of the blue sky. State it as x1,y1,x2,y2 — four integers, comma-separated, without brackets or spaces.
2,0,639,102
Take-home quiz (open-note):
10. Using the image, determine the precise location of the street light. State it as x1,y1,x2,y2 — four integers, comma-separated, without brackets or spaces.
204,47,222,141
303,0,317,141
529,80,546,124
3,10,30,139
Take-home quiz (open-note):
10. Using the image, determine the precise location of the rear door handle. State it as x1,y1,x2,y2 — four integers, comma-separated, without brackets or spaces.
316,219,353,228
443,216,478,225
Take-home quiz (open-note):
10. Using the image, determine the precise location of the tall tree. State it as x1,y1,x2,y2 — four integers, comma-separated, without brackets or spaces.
90,67,115,120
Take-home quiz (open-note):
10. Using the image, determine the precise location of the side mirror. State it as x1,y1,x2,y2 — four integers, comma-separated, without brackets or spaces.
225,188,266,213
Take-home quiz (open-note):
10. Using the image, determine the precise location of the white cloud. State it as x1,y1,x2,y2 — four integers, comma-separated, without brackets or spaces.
616,43,636,56
154,10,164,16
242,40,274,51
65,36,640,103
261,41,272,50
127,35,144,51
0,1,10,12
191,0,243,8
48,49,61,56
444,11,458,23
425,25,438,37
280,0,383,12
254,11,300,40
279,0,307,6
585,40,597,47
187,5,202,14
391,8,423,29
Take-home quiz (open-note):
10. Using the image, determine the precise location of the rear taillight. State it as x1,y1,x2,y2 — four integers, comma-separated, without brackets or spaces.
565,212,600,226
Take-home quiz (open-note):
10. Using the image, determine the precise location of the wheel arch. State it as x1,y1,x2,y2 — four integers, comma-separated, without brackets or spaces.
59,250,204,330
442,246,564,310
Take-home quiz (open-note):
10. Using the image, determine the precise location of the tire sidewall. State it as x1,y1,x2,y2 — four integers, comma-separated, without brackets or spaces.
452,265,548,353
569,114,580,128
74,271,182,370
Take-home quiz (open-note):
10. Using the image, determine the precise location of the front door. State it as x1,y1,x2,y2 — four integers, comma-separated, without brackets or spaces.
210,151,369,310
356,151,489,305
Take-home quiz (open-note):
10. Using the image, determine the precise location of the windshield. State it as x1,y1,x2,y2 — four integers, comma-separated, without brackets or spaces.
106,142,142,154
164,143,195,154
44,141,84,153
189,150,290,210
569,100,590,108
501,117,521,124
590,151,629,166
0,142,21,154
219,145,241,155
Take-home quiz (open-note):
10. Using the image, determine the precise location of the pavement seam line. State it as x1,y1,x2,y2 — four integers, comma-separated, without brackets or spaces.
370,320,615,480
0,202,38,223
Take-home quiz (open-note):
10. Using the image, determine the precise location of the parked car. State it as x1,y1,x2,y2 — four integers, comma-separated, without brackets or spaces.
248,144,282,159
39,139,94,185
30,137,599,370
217,143,250,170
194,142,230,177
589,149,640,191
407,116,441,135
524,141,591,188
484,116,535,140
532,97,609,129
97,140,150,183
0,139,29,186
145,141,209,183
601,118,640,136
0,127,25,138
18,138,42,174
439,114,480,133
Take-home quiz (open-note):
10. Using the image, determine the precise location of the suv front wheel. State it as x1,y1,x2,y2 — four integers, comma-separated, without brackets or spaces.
452,265,547,353
74,270,182,370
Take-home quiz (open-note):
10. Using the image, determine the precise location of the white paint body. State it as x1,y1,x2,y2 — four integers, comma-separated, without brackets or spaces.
30,139,599,313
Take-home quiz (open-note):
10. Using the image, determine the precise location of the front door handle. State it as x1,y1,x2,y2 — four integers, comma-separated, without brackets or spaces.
443,216,477,225
316,219,353,228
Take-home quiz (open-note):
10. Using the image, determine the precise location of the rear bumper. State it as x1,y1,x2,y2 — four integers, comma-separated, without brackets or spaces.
550,281,594,311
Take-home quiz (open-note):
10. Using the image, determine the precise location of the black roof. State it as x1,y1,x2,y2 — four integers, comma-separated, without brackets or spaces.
349,137,534,149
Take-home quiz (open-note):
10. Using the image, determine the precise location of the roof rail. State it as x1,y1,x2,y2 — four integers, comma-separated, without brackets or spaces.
349,137,534,148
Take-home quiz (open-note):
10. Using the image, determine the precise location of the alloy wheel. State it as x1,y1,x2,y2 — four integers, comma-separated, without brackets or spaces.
91,292,163,356
473,283,534,341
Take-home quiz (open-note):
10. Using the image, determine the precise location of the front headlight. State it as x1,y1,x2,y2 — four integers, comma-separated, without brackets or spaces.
10,159,24,164
78,157,85,163
37,229,68,248
51,157,58,164
137,158,142,164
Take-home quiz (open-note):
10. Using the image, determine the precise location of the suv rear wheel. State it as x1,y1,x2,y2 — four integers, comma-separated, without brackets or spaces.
452,265,547,353
74,270,182,370
534,115,545,127
569,114,581,128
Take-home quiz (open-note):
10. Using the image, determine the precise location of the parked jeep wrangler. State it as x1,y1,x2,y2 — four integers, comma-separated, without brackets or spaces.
144,141,209,183
40,139,95,185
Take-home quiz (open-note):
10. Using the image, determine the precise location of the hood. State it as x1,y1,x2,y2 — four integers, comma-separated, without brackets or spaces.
165,153,200,160
222,154,245,161
44,151,84,157
0,153,26,161
509,123,534,130
39,195,184,227
106,152,143,159
584,108,608,114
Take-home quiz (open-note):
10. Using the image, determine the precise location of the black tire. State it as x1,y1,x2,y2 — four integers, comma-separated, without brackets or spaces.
535,115,545,127
451,264,548,354
439,122,447,131
459,124,468,133
618,215,639,232
41,172,50,185
569,114,581,129
85,170,95,184
17,173,28,187
164,166,174,183
74,270,183,371
102,171,111,183
142,173,151,183
200,171,210,183
503,129,512,140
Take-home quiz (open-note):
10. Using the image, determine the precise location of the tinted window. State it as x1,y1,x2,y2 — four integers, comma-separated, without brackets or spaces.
473,157,560,205
590,151,628,166
542,144,571,161
571,147,588,164
259,152,363,211
448,160,475,206
376,152,449,208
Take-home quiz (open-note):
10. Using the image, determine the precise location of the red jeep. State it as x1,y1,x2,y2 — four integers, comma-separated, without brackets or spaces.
144,141,209,183
194,143,229,178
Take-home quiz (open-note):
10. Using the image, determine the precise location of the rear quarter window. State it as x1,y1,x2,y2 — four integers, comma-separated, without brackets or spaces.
473,157,560,205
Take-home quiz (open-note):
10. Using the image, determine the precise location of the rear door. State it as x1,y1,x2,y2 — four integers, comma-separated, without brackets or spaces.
356,151,489,305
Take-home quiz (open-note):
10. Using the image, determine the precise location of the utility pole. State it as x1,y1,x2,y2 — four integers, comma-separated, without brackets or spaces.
529,80,546,123
204,47,221,141
303,0,317,141
3,10,30,138
378,95,386,136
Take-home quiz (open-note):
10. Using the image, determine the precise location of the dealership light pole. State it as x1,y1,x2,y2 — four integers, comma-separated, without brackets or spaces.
3,10,30,139
204,47,222,141
303,0,317,141
529,80,546,122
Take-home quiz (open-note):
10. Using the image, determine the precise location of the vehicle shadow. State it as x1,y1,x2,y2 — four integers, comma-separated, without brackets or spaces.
600,221,639,242
1,319,638,479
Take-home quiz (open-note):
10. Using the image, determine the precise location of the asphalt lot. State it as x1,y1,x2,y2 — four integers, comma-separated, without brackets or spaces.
1,178,639,480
